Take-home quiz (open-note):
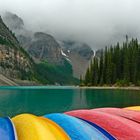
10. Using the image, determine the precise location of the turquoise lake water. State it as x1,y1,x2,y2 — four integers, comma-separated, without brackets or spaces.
0,86,140,117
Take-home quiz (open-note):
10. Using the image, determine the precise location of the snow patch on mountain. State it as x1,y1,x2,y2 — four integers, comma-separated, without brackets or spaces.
61,49,68,57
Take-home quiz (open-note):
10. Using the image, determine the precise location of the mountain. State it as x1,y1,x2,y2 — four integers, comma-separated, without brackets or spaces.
2,12,24,31
62,41,94,78
3,12,65,64
2,12,79,85
0,16,34,83
27,32,65,64
2,12,94,84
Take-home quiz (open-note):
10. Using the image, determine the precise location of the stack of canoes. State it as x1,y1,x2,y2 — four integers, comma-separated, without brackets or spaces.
1,106,140,140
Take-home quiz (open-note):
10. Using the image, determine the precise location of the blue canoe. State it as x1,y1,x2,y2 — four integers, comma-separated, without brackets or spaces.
0,117,16,140
44,113,109,140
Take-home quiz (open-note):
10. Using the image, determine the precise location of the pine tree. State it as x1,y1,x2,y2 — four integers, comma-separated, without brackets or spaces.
93,57,99,85
84,67,90,86
98,49,104,85
80,75,83,85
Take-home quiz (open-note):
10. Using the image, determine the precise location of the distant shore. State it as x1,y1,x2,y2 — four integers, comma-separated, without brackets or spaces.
79,86,140,90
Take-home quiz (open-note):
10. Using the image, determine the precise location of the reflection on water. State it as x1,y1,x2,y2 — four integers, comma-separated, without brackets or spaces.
0,87,140,117
71,88,88,109
85,89,140,108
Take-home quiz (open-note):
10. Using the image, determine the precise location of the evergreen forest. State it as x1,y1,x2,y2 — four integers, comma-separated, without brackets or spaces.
83,36,140,86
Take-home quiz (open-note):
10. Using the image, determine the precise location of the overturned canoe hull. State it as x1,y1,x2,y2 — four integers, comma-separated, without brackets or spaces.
0,117,16,140
66,109,140,140
45,113,109,140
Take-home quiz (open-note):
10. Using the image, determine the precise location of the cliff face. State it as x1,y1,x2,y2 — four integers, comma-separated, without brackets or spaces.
62,41,94,78
27,32,64,64
2,12,24,31
3,12,65,65
0,16,34,80
3,12,94,79
2,12,78,85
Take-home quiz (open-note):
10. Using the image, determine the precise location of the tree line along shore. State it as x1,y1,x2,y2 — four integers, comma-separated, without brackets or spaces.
81,36,140,87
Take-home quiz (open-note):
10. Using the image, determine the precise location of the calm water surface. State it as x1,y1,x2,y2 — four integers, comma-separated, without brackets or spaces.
0,86,140,117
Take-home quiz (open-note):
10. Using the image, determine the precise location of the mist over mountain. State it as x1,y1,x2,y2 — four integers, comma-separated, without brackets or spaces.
2,11,93,79
1,0,140,50
2,12,64,64
0,16,35,85
62,41,93,77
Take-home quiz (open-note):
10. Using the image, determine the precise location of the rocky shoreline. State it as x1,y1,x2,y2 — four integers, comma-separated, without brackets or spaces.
79,86,140,90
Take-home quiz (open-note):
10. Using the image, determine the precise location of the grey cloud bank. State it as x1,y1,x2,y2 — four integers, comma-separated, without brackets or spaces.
0,0,140,50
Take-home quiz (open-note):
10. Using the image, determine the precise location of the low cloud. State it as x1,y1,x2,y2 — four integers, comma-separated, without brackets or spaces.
0,0,140,50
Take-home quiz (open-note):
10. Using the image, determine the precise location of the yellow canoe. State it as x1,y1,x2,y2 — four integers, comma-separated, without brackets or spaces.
12,114,70,140
39,117,70,139
124,106,140,111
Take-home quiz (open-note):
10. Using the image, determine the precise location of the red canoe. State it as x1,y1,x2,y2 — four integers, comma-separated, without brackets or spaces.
65,110,140,140
93,108,140,123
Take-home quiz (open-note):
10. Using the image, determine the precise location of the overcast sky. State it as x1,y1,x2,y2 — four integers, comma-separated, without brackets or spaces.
0,0,140,50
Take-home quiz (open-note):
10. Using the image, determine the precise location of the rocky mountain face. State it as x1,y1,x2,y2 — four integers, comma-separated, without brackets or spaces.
27,32,64,64
0,16,34,80
2,12,24,31
62,41,94,78
3,12,65,65
3,12,94,79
